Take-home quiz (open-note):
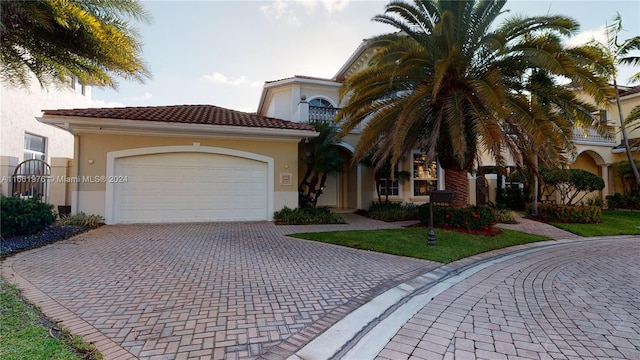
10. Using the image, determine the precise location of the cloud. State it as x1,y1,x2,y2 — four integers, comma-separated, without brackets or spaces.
566,26,607,48
260,0,349,25
131,91,153,101
201,72,262,87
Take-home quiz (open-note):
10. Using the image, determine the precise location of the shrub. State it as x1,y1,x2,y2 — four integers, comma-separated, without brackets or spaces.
273,206,345,225
417,205,495,230
58,212,105,229
540,167,605,205
491,209,517,224
528,203,601,223
1,196,55,237
367,202,418,222
606,192,640,210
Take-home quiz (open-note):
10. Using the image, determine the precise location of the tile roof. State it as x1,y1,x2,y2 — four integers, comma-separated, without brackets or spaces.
42,105,315,131
619,85,640,97
613,138,640,150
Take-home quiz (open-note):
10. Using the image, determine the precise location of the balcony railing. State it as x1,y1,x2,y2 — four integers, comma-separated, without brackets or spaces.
571,127,616,144
309,106,339,124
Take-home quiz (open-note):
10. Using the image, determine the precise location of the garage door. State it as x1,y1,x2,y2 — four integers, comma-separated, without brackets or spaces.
112,152,268,223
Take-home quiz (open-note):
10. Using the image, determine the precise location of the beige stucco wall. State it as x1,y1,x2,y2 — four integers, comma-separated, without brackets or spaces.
69,133,301,218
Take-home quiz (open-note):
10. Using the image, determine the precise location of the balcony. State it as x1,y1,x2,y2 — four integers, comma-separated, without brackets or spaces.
309,105,339,124
571,127,616,144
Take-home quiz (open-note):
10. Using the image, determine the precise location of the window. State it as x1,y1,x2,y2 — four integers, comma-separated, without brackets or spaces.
379,179,399,196
24,133,46,161
309,98,334,108
412,152,437,196
379,163,400,197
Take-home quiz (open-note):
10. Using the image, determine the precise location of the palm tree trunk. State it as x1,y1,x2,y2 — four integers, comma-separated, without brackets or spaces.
614,80,640,185
444,167,468,208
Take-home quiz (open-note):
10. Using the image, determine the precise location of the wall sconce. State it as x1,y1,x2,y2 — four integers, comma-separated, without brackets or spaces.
284,164,289,169
87,159,94,165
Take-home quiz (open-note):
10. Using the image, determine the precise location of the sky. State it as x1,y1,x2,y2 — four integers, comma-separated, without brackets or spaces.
92,0,640,112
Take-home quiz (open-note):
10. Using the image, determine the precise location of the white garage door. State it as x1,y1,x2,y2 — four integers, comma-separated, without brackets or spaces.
112,152,268,223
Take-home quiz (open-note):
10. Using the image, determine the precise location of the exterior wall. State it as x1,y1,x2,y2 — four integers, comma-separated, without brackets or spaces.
0,75,91,197
69,133,300,218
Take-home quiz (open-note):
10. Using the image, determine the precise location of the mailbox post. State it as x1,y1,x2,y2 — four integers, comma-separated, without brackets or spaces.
427,190,456,246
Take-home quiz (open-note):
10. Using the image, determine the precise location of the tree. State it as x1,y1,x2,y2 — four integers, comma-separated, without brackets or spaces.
540,168,605,206
589,13,640,185
298,122,344,208
337,0,610,208
1,0,151,88
360,150,410,203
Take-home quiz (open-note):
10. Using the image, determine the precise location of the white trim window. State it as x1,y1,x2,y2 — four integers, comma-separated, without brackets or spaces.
412,151,437,196
24,133,46,161
379,162,401,197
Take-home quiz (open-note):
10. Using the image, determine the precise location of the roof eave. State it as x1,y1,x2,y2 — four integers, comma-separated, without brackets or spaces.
38,115,319,142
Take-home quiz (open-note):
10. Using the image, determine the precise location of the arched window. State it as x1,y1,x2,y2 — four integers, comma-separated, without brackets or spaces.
309,98,334,108
308,97,337,123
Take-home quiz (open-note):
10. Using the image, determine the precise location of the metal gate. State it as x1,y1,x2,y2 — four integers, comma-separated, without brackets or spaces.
11,159,51,202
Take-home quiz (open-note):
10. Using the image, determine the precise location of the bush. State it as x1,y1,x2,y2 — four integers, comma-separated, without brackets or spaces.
58,212,105,229
273,206,345,225
417,205,495,230
606,192,640,210
1,196,55,237
367,202,418,222
528,203,601,223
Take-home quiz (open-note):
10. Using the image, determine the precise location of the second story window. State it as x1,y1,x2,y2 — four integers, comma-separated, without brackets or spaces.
309,98,337,124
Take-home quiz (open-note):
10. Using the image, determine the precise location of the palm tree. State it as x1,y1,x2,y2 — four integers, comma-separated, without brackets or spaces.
337,0,610,208
589,13,640,185
298,122,344,207
1,0,151,88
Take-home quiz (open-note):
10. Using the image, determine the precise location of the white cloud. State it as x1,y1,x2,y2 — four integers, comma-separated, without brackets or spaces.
131,91,153,101
260,0,349,25
565,26,607,48
201,72,261,87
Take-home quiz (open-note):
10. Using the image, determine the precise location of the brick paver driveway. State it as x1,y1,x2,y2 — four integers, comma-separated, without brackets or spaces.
2,217,438,359
376,236,640,360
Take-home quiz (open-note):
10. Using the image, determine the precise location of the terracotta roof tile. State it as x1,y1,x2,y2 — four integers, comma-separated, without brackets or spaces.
619,85,640,98
42,105,315,131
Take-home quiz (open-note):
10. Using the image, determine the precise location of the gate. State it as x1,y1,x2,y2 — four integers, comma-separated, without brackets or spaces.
11,159,51,202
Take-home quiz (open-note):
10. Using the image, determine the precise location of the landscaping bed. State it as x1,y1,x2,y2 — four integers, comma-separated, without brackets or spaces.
1,225,86,256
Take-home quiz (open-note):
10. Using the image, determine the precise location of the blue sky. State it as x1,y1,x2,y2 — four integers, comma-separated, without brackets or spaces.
93,0,640,112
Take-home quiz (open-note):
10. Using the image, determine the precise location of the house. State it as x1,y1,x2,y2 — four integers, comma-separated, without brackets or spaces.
1,75,92,204
38,105,316,224
35,40,639,224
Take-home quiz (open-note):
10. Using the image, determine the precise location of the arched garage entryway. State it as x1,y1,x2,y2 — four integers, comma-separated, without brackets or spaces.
105,146,274,224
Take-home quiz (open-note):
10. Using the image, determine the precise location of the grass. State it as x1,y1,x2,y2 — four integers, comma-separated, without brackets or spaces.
290,228,549,263
552,210,640,237
0,278,102,360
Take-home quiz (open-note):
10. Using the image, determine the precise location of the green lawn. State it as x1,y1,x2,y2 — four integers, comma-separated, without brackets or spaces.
552,210,640,237
0,278,101,360
290,228,549,263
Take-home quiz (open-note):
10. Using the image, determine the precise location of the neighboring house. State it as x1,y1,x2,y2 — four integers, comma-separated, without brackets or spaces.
32,40,639,224
0,74,92,202
38,105,316,224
